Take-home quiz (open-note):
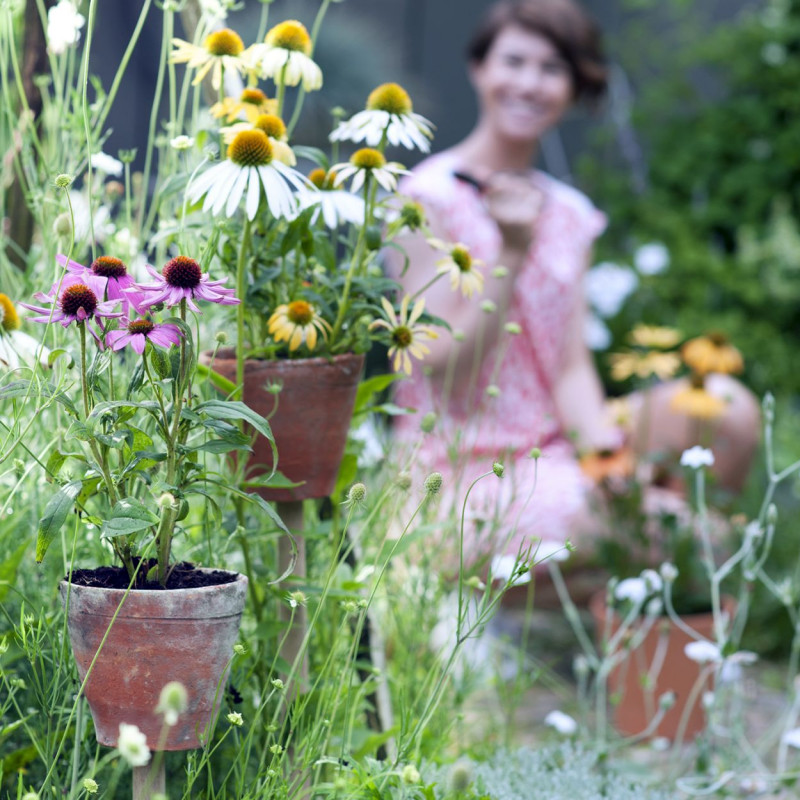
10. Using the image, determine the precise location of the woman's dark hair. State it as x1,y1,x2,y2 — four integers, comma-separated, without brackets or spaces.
466,0,607,102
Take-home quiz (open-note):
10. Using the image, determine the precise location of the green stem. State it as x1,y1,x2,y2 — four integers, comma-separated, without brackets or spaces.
236,216,252,400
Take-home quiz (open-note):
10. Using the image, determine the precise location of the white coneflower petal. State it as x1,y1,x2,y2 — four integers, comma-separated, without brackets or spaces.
225,167,249,217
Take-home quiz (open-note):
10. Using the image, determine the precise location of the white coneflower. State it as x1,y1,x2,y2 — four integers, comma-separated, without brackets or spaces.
187,129,306,220
331,148,408,194
170,28,247,91
330,83,434,152
298,168,366,228
428,239,484,298
245,20,322,91
369,295,438,376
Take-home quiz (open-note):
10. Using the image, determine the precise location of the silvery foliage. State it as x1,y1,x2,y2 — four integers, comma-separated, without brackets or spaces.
425,744,671,800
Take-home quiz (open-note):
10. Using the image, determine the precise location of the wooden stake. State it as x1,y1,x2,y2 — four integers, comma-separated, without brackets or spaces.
132,757,165,800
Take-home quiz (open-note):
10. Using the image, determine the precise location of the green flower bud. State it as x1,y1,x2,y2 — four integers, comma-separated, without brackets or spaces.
54,173,74,188
424,472,443,495
82,778,99,794
492,461,504,478
420,412,437,433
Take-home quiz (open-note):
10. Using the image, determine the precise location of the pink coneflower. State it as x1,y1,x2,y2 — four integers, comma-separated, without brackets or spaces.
136,256,240,313
21,274,123,345
58,253,148,313
106,318,182,354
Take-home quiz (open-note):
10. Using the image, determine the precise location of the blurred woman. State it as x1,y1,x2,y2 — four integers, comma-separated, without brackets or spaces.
391,0,759,564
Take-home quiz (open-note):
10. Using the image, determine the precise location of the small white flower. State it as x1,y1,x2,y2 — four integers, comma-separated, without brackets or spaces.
702,690,715,709
680,446,715,469
728,650,758,665
90,152,123,177
155,681,189,726
634,242,670,276
584,311,612,351
645,598,663,617
170,135,195,150
641,569,663,594
614,577,648,606
47,0,85,55
117,723,150,767
544,709,578,735
490,554,531,586
782,728,800,749
651,736,671,752
684,640,721,664
227,711,244,726
584,262,638,318
659,562,679,582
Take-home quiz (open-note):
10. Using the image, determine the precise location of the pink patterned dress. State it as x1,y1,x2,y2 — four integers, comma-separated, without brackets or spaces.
394,152,607,559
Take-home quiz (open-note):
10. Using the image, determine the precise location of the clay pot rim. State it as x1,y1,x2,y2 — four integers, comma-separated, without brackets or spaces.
208,349,365,370
60,568,247,597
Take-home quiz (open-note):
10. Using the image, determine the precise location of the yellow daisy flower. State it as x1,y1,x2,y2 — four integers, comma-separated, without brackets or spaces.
609,350,682,382
220,114,296,165
268,300,331,352
170,28,247,91
428,239,484,298
670,379,727,420
210,88,278,123
681,333,744,375
627,324,682,349
245,20,322,91
370,295,438,376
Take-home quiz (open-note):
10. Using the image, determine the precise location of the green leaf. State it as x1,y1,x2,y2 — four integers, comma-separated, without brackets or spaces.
0,540,29,602
101,498,160,539
36,481,83,563
0,380,77,415
47,348,74,368
179,439,252,454
44,450,68,481
353,373,401,415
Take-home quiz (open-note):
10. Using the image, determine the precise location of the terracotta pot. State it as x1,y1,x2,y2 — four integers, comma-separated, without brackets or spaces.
207,349,364,501
590,591,733,741
60,571,247,750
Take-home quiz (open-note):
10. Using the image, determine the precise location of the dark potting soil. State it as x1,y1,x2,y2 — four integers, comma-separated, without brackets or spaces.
66,560,238,591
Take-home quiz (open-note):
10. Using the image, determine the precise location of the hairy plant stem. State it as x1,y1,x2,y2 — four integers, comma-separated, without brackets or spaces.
236,216,252,398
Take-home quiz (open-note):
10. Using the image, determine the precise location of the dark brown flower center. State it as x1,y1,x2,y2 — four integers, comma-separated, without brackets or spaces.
392,326,412,348
163,256,202,289
91,255,127,278
61,284,98,317
128,319,155,336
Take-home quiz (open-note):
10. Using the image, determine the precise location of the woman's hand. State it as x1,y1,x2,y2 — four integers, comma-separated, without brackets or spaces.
482,171,544,254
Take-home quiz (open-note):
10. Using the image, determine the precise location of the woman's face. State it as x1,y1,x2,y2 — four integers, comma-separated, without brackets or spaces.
470,25,574,143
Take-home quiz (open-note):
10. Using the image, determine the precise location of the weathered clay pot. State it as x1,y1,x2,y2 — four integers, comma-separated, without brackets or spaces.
60,571,247,750
590,591,732,741
207,349,364,501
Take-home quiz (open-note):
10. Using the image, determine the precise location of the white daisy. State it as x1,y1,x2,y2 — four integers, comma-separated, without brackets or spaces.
170,28,247,92
90,151,123,177
331,148,409,194
245,20,322,92
330,83,434,153
298,168,366,228
187,129,306,221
